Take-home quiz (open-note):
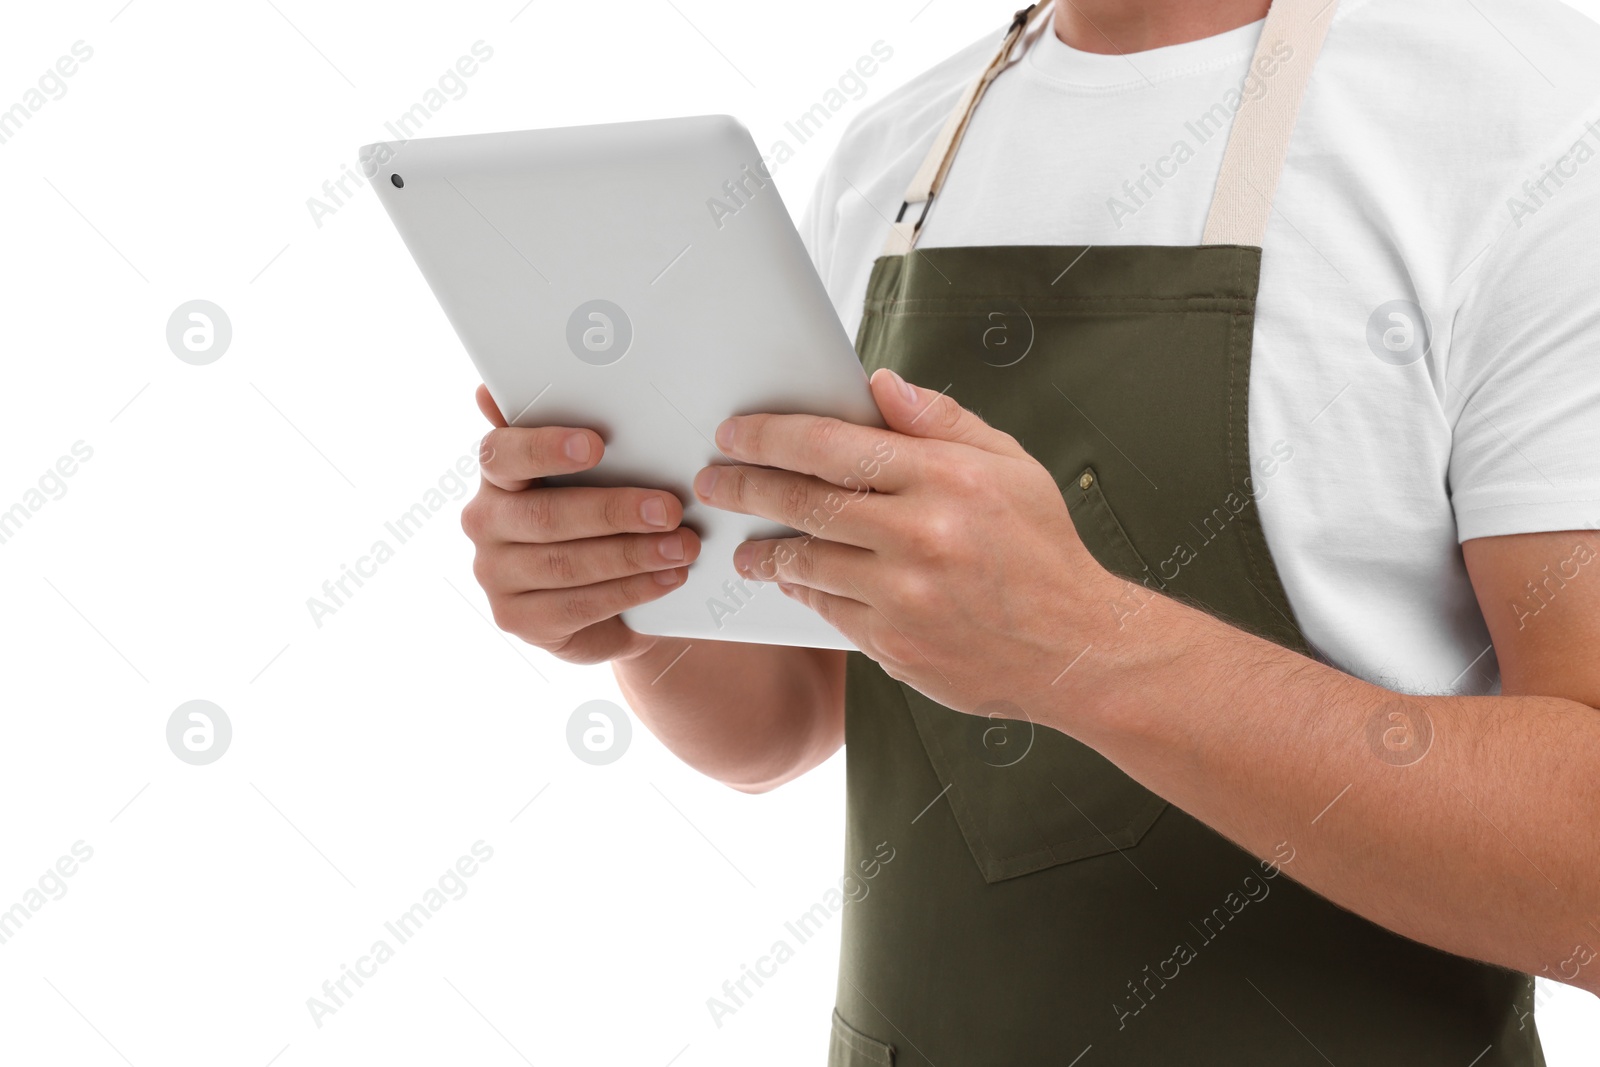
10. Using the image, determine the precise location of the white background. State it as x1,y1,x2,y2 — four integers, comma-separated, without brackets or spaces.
1,1,1596,1065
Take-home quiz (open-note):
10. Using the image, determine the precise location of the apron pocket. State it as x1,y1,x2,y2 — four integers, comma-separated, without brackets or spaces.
1064,465,1165,590
896,464,1168,884
900,681,1169,883
829,1008,894,1066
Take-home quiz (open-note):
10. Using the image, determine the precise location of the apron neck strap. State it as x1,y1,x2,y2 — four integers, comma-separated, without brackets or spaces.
1202,0,1338,245
882,0,1339,256
881,3,1044,256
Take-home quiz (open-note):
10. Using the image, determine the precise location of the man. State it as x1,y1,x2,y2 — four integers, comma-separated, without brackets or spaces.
462,0,1600,1061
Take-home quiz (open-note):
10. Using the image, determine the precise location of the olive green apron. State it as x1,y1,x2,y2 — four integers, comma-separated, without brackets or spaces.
830,2,1543,1063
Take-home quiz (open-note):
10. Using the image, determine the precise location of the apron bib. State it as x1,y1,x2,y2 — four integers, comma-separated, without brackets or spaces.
831,3,1543,1063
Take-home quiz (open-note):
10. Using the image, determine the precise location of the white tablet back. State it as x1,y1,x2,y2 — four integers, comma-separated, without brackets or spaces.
363,116,881,649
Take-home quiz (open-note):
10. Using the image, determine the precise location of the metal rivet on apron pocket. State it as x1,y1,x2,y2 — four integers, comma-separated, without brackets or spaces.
1078,470,1094,490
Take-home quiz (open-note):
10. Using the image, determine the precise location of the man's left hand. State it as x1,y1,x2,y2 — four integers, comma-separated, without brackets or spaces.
694,368,1123,715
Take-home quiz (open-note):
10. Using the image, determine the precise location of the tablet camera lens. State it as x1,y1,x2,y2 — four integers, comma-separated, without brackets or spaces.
391,173,404,188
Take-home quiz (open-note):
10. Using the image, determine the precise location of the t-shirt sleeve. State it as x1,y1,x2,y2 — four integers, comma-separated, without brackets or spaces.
1445,134,1600,542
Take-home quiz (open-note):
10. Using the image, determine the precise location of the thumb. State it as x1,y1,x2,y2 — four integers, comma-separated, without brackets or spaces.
869,367,1025,457
475,383,509,428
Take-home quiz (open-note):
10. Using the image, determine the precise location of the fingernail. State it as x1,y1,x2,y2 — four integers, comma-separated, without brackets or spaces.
654,567,682,586
563,433,591,463
694,467,719,499
659,532,685,562
890,369,917,404
640,496,669,528
715,419,736,452
732,542,753,573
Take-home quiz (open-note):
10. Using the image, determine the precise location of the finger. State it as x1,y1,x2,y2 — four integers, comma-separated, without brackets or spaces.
497,567,688,644
776,581,875,647
475,383,508,428
540,615,651,666
733,536,876,599
479,425,605,491
463,485,683,544
715,412,913,493
477,529,701,593
692,464,883,547
869,368,1027,458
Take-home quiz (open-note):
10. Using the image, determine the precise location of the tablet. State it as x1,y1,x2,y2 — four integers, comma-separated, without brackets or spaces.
362,116,882,649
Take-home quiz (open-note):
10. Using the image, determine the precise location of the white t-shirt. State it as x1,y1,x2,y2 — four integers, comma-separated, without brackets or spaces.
801,0,1600,696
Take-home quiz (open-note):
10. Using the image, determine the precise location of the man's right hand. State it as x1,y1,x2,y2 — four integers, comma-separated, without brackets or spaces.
461,384,702,664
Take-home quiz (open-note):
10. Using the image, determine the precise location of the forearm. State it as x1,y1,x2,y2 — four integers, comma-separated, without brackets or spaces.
612,638,845,792
1058,581,1600,992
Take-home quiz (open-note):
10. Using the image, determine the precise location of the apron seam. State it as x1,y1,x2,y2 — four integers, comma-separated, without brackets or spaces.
1226,250,1310,653
861,297,1257,309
